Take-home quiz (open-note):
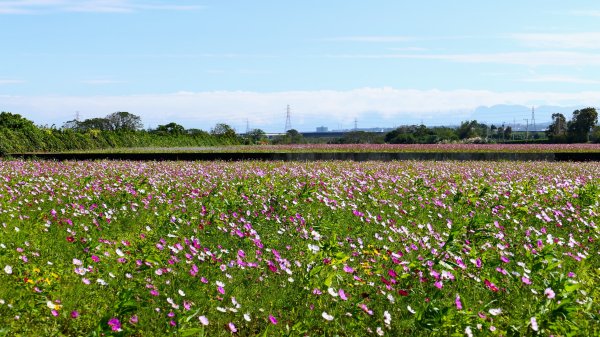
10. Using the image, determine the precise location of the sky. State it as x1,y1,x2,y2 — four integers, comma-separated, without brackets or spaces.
1,0,600,132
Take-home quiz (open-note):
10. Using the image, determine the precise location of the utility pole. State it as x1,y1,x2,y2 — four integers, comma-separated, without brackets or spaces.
245,119,250,134
531,106,536,139
354,118,358,131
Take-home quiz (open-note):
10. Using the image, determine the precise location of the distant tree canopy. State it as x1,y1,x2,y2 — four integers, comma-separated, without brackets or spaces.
0,112,36,130
384,125,459,144
567,107,598,142
154,122,186,135
63,112,142,132
245,128,267,144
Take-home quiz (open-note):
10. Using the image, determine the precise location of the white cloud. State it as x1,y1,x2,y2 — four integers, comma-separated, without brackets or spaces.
2,88,600,131
512,32,600,49
570,10,600,17
329,51,600,66
81,79,126,85
325,36,415,42
0,0,202,14
519,75,600,84
0,79,25,85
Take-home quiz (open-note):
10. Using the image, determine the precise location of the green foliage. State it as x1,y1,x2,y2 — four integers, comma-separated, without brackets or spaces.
567,107,598,143
0,113,241,154
273,129,304,144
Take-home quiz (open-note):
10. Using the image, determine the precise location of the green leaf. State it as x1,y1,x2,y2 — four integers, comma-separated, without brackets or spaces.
179,327,205,337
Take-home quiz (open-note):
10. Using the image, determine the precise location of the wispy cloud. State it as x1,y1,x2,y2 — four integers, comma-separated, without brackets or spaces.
570,10,600,17
3,88,600,131
328,51,600,66
519,75,600,84
0,0,203,14
324,36,415,42
81,79,126,85
512,32,600,49
0,79,25,85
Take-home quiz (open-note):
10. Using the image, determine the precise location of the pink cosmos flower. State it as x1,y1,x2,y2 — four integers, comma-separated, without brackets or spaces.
228,322,237,332
338,288,348,300
107,318,121,331
269,315,278,325
455,294,463,310
544,287,555,299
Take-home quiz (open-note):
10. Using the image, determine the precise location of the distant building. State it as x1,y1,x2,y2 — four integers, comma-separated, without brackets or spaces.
316,126,328,132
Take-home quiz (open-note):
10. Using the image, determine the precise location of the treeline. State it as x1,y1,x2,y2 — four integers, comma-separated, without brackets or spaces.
337,108,599,145
0,111,242,154
0,107,598,154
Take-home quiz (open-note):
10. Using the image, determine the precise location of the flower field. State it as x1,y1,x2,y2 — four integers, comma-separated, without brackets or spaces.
57,143,600,154
0,160,598,336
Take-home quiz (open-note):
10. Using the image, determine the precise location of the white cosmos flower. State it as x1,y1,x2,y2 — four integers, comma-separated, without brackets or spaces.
407,305,416,314
488,308,502,316
4,265,12,274
383,311,391,325
243,313,251,321
530,317,538,331
322,311,334,321
115,248,124,257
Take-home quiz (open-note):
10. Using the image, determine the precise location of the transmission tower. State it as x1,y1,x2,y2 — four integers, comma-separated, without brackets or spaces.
531,106,536,133
75,111,80,121
245,119,250,134
284,105,292,131
354,118,358,130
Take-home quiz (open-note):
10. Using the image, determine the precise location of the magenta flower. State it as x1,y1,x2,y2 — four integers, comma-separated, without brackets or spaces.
70,311,79,318
129,315,138,324
269,314,278,325
455,294,463,310
107,318,121,331
338,288,348,301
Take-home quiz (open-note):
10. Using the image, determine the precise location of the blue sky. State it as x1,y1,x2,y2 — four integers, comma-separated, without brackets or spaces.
1,0,600,132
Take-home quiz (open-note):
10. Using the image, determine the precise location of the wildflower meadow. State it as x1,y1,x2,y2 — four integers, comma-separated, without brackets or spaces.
0,160,598,336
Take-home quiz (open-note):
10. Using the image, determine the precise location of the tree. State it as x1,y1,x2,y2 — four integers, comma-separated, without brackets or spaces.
546,113,567,142
567,107,598,142
245,128,267,144
76,118,112,131
106,111,143,131
0,112,36,130
211,123,236,137
210,123,240,144
503,126,512,140
456,120,478,139
155,122,185,135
